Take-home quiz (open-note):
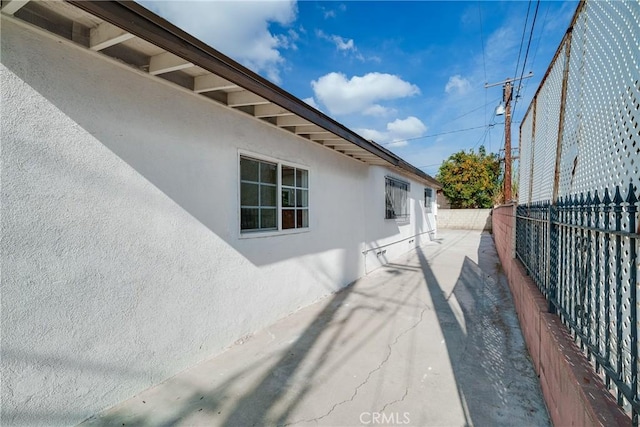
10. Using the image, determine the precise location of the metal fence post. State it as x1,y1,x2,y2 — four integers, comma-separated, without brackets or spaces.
626,183,638,427
602,188,612,389
613,186,624,406
549,202,557,313
593,190,602,373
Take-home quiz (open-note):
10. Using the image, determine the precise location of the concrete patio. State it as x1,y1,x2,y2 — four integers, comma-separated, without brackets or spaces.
81,230,549,427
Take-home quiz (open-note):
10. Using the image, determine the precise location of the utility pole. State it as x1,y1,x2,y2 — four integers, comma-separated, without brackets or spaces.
504,81,512,203
485,72,533,204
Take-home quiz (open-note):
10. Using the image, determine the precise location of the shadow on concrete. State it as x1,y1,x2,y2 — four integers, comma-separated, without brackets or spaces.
74,266,429,427
415,232,549,427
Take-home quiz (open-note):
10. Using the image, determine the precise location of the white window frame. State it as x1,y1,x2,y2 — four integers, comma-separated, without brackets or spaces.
238,150,311,239
385,176,410,221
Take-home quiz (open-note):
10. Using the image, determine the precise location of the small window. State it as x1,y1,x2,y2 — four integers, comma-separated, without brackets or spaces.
424,188,433,212
385,177,409,220
240,155,309,234
240,157,277,231
281,166,309,229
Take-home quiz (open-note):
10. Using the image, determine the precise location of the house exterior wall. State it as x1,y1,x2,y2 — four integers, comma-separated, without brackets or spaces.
362,166,437,273
1,18,436,426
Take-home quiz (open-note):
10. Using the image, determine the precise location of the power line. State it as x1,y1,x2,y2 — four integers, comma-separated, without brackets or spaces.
529,3,551,78
443,96,500,124
514,0,541,115
381,124,491,146
478,1,489,150
517,2,550,107
472,114,497,150
513,0,533,82
478,1,487,84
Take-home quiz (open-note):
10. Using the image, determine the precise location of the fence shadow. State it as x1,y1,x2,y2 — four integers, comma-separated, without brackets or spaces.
416,238,549,427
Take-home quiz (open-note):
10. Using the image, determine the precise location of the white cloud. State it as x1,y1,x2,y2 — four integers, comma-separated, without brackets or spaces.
331,35,355,51
356,128,387,142
445,75,471,95
363,105,394,117
303,97,320,110
356,116,427,147
386,140,410,148
317,30,356,53
387,116,428,139
311,72,420,116
320,3,346,19
138,0,297,83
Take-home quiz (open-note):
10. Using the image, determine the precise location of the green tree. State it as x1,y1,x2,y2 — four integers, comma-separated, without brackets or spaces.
436,146,501,208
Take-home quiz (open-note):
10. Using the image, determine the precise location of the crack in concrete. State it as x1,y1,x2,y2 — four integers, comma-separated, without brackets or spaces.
284,308,427,426
379,388,409,413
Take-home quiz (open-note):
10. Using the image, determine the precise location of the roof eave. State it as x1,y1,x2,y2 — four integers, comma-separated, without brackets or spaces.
66,0,440,188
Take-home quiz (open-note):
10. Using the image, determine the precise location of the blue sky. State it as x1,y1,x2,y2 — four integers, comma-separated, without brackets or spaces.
139,1,578,177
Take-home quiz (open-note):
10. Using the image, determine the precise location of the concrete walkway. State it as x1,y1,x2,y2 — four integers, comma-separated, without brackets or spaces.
82,230,549,427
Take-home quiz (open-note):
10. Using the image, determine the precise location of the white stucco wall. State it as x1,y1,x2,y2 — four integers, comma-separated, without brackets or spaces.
362,167,437,273
1,18,436,426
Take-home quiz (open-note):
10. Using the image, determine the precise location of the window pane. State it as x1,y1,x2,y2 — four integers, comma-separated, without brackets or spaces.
296,189,308,207
282,166,295,186
282,188,295,207
260,162,277,184
296,169,308,188
240,158,259,182
261,185,276,207
241,208,259,230
282,209,295,229
385,181,394,218
385,177,408,219
241,183,259,206
261,208,277,229
297,209,309,228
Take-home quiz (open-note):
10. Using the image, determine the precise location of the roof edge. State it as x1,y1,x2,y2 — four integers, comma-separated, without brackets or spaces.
66,0,440,188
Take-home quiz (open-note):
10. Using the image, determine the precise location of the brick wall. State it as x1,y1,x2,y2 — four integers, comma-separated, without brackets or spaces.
492,205,629,427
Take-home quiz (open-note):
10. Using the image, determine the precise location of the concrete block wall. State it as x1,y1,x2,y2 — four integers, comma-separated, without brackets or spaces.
437,209,492,231
491,205,630,427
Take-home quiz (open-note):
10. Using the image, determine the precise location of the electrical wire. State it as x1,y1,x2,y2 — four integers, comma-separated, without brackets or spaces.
513,0,533,84
478,1,490,155
514,0,548,117
381,124,490,146
442,96,500,124
478,1,488,84
529,3,550,81
380,96,501,147
514,0,541,115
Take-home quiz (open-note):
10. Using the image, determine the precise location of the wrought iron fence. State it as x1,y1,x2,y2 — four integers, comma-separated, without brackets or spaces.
516,183,639,425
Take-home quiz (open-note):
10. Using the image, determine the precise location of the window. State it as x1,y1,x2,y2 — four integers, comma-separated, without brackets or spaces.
424,188,433,212
281,166,309,229
240,157,277,231
240,155,309,233
385,177,409,220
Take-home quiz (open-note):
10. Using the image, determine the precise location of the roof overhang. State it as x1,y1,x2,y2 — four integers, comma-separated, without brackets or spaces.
2,0,441,189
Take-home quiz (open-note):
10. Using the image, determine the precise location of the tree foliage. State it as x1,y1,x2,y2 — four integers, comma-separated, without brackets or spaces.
436,146,501,208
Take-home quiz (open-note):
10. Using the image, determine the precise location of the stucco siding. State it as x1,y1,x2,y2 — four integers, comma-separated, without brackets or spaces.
363,167,437,272
1,18,436,426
